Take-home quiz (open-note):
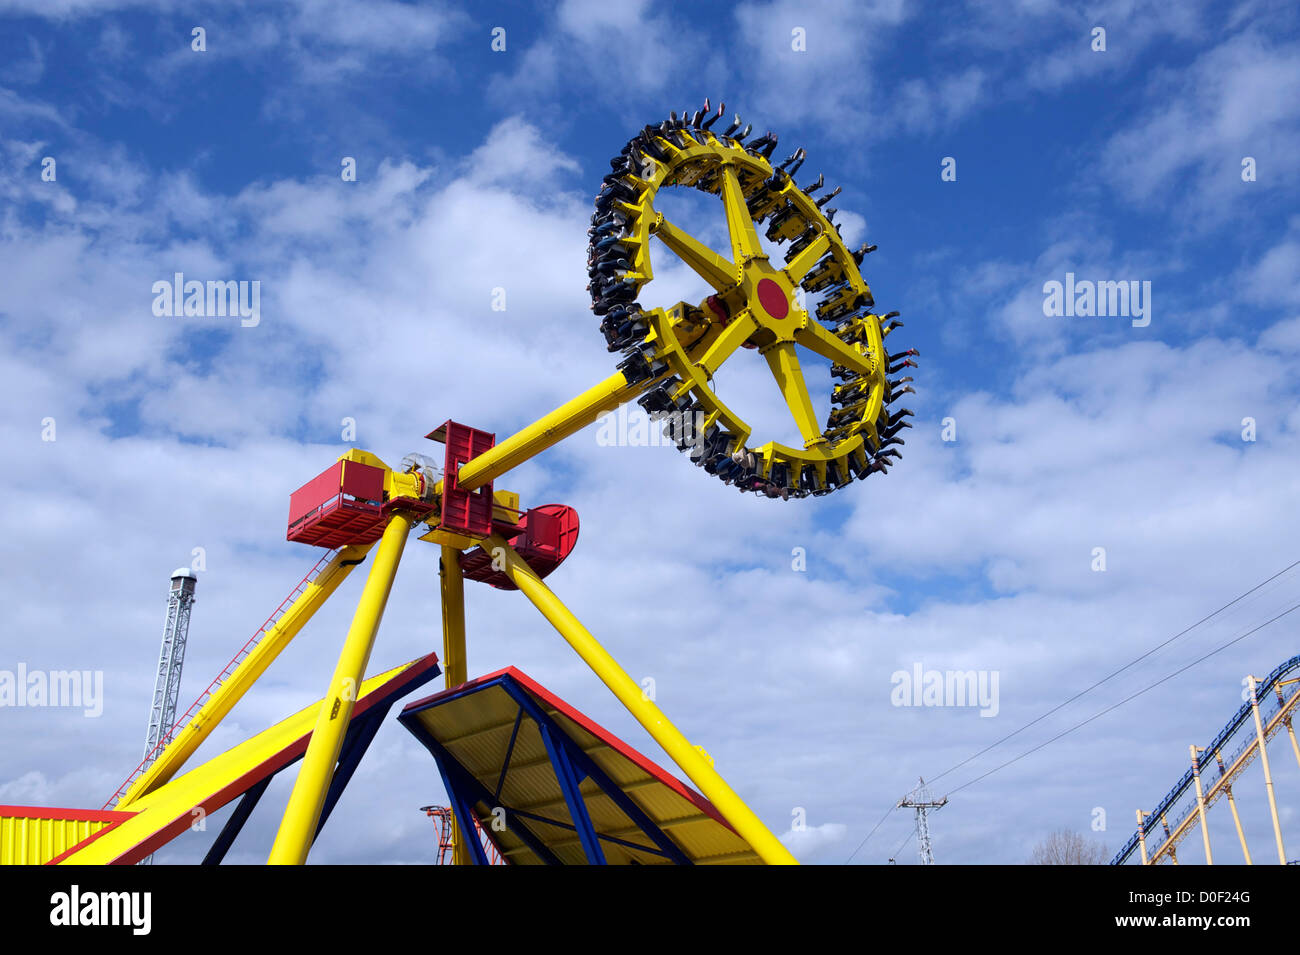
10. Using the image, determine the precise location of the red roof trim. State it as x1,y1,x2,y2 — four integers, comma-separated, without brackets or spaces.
0,805,134,823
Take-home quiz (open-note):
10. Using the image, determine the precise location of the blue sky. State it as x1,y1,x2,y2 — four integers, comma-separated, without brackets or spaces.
2,0,1299,865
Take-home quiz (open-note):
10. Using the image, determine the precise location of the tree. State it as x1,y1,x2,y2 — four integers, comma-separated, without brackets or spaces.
1029,829,1108,865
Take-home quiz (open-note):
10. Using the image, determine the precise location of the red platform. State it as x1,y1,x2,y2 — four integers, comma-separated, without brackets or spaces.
286,460,387,547
462,504,579,590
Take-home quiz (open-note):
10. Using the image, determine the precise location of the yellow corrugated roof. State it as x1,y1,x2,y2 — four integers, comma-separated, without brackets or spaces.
401,668,762,865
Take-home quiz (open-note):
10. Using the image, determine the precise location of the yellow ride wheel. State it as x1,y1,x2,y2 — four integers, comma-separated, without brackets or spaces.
588,101,917,499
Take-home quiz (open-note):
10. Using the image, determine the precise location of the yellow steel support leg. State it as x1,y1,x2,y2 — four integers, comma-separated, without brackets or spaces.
1190,745,1213,865
119,543,374,807
485,533,798,865
1225,786,1252,864
1136,810,1149,865
440,547,467,689
439,545,472,867
456,371,648,491
1277,682,1300,772
1248,675,1288,865
268,514,413,865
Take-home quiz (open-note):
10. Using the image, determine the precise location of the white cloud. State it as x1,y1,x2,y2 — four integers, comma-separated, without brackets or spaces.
780,820,847,860
1100,29,1300,219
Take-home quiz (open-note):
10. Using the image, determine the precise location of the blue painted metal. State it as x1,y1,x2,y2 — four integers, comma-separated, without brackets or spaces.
499,678,693,865
400,707,563,865
401,672,698,864
504,805,668,857
199,657,439,864
317,705,389,838
1110,653,1300,865
202,775,272,865
494,707,524,803
537,720,607,863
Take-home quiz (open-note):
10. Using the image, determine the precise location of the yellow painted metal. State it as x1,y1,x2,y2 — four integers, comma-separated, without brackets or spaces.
1136,810,1149,865
420,527,480,549
1278,680,1300,772
440,548,467,690
492,489,522,523
406,675,761,864
763,341,825,449
58,659,428,864
718,162,764,263
439,545,471,866
117,542,374,807
485,533,798,865
340,447,390,471
1190,745,1213,864
1146,678,1300,864
1248,675,1287,865
456,371,649,492
653,215,737,292
0,812,122,865
619,125,890,492
1224,782,1252,864
268,513,413,865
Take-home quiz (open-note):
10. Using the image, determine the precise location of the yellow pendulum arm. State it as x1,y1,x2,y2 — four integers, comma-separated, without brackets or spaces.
456,370,648,492
118,542,374,807
485,533,798,865
439,545,472,866
268,513,413,865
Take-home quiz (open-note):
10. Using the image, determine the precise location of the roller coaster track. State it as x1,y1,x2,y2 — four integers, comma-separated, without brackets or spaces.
1111,653,1300,865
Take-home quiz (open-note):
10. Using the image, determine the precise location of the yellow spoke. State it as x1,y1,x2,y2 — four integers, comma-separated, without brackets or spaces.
764,342,824,447
719,164,764,263
794,320,873,378
694,311,758,376
654,217,738,292
784,232,831,281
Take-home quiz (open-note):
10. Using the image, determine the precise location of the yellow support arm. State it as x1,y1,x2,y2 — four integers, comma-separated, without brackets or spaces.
268,515,413,864
118,543,374,807
456,370,646,491
59,657,434,864
485,533,798,865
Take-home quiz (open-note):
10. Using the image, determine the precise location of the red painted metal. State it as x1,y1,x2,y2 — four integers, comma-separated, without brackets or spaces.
435,420,496,539
421,805,505,865
287,460,388,547
461,504,580,590
757,277,789,319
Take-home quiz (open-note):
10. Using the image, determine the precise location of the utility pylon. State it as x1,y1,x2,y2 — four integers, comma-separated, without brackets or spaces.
898,777,947,865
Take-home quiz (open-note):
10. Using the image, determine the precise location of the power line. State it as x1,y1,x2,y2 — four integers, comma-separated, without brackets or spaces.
845,803,896,863
844,558,1300,863
929,558,1300,786
889,827,916,864
944,600,1300,796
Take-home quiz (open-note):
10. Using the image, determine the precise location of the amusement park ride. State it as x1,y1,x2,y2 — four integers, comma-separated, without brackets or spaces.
0,102,919,865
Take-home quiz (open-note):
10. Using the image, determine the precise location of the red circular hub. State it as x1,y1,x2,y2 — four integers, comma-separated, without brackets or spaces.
757,278,789,319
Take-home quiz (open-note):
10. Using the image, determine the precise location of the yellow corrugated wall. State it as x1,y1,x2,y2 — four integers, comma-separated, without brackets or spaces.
0,814,108,865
